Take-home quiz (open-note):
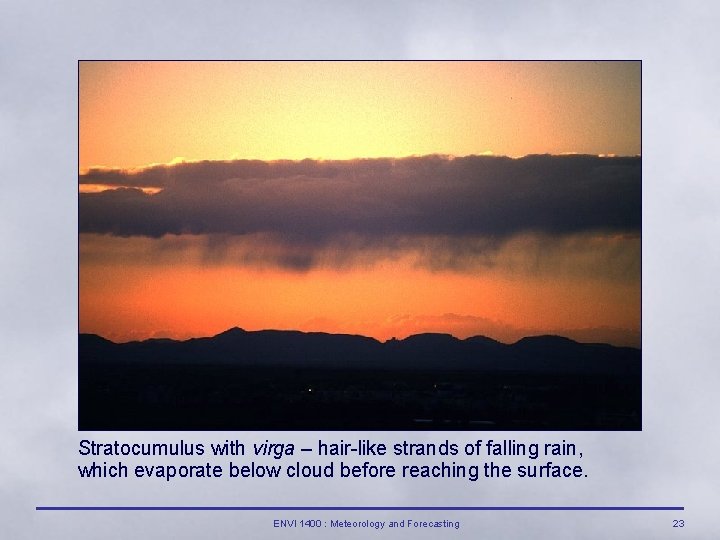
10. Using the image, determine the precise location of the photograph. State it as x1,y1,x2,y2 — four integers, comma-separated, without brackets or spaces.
78,61,641,430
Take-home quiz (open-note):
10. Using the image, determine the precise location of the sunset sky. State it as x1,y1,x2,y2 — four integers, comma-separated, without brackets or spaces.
79,61,641,346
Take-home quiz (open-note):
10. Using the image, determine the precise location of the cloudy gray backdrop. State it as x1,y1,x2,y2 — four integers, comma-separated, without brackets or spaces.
2,1,719,538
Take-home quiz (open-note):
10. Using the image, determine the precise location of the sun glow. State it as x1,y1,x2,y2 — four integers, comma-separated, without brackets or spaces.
80,61,640,170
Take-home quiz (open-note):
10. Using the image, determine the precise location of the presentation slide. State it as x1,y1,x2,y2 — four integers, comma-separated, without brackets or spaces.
2,2,718,538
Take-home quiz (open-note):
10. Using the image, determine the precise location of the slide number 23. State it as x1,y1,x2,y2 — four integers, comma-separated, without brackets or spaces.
672,519,685,528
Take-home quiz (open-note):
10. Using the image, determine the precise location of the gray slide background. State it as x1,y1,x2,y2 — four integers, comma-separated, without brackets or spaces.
2,1,719,538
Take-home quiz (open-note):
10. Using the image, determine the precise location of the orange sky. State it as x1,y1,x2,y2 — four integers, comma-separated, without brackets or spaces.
80,61,640,169
79,61,641,346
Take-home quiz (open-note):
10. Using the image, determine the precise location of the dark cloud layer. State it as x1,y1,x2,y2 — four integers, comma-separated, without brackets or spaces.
79,154,640,241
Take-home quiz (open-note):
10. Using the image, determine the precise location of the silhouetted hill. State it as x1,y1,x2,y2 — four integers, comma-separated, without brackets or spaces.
79,328,639,376
79,328,641,430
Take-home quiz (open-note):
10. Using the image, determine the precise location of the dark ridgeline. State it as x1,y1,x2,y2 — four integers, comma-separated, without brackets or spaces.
79,328,640,430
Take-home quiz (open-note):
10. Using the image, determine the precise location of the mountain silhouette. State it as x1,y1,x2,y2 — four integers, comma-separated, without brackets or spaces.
79,328,640,430
79,328,639,376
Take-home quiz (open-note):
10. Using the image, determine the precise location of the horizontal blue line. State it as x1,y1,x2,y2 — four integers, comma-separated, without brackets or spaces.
36,506,684,511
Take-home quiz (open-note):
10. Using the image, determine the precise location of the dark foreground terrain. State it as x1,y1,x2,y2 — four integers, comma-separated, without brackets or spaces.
79,328,640,430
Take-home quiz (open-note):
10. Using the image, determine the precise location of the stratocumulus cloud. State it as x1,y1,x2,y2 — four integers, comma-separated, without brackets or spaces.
79,154,641,241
